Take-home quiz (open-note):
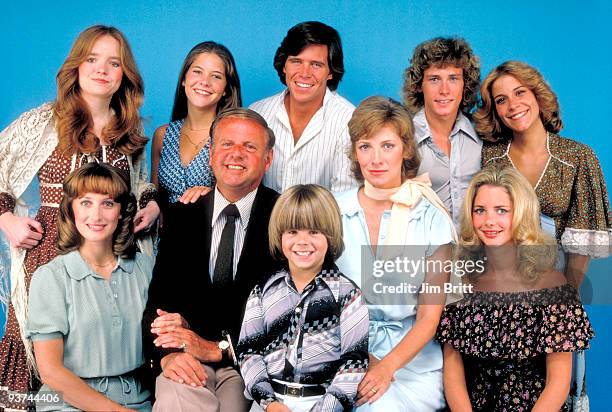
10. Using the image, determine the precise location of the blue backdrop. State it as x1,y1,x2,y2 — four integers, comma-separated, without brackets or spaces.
1,0,610,408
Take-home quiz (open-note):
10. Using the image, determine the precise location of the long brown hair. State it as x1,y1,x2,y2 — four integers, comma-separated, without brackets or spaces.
474,61,563,142
54,25,147,155
171,41,242,121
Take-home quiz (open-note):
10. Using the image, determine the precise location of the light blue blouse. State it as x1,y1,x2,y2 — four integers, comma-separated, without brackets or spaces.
25,250,153,378
335,187,454,375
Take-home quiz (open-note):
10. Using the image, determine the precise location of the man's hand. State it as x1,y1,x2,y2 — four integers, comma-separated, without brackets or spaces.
154,326,222,363
151,309,189,335
160,352,207,387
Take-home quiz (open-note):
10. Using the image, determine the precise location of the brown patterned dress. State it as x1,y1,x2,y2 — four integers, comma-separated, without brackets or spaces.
482,133,612,253
0,146,152,411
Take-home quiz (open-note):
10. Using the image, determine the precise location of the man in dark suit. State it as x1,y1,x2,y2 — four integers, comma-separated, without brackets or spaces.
143,108,280,412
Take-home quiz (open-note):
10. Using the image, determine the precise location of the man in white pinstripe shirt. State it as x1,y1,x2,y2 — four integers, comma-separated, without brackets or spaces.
250,21,357,193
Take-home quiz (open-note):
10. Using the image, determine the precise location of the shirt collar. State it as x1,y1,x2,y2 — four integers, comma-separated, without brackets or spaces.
336,185,431,223
212,186,259,228
336,187,362,217
453,112,479,142
279,87,333,110
266,265,343,303
64,250,135,280
116,255,135,273
413,108,479,144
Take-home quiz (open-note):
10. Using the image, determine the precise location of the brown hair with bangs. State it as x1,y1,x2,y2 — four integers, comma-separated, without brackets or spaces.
473,61,563,142
348,96,420,184
54,25,147,156
268,184,344,261
58,162,137,258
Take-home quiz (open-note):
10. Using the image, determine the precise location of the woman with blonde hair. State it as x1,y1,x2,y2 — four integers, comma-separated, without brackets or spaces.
0,25,158,410
438,165,593,411
474,61,611,408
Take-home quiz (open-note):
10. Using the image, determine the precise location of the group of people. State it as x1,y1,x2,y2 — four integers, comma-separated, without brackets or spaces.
0,18,610,412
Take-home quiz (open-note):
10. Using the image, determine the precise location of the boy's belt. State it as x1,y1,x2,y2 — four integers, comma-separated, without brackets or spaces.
271,380,327,397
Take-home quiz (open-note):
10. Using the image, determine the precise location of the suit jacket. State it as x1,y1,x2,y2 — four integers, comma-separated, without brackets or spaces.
142,184,280,372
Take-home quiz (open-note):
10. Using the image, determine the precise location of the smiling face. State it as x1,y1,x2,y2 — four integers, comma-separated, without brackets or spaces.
182,52,227,113
355,124,405,189
421,65,464,120
72,192,121,247
210,117,273,202
472,184,514,247
77,35,123,103
492,74,543,136
282,229,328,278
283,44,332,108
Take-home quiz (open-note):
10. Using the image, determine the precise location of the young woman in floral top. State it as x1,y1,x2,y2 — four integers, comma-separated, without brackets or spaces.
437,166,593,412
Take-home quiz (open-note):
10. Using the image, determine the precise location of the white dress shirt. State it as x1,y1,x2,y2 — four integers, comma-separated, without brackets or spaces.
209,186,258,279
250,88,357,193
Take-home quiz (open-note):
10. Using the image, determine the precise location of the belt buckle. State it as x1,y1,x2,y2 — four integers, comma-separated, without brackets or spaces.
284,383,303,397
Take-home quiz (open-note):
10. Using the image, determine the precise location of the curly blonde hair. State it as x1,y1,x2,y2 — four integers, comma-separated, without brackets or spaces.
402,37,480,115
473,61,563,142
54,25,147,156
58,163,136,258
458,165,557,283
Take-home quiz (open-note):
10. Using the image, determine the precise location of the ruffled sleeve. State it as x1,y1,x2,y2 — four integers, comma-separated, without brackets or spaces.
436,303,460,344
436,302,483,356
536,301,594,353
561,144,612,258
436,285,594,359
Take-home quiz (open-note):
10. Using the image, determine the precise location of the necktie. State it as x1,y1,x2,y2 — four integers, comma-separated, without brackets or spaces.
213,203,240,288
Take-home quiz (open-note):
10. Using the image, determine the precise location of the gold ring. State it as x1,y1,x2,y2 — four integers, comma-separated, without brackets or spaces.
371,388,377,394
179,342,187,351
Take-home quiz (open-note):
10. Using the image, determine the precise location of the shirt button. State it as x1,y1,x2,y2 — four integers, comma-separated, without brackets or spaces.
112,280,117,285
295,307,302,314
113,293,118,299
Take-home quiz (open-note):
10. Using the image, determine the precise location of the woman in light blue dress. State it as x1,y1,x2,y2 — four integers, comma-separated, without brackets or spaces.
151,41,242,210
335,97,459,411
25,163,153,411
